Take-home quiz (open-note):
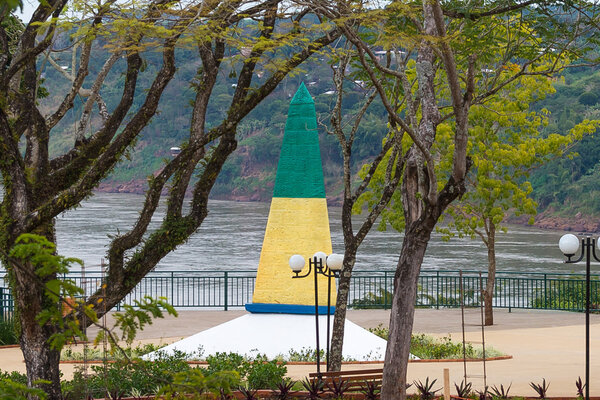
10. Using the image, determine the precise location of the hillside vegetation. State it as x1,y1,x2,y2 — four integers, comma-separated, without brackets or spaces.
42,47,600,217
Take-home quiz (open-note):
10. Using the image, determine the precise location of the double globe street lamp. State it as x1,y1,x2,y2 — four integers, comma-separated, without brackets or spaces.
289,252,344,376
558,233,598,400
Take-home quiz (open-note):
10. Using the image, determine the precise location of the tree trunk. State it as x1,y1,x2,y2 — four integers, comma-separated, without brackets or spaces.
329,252,357,371
381,225,432,400
484,221,496,326
11,227,63,400
20,325,62,400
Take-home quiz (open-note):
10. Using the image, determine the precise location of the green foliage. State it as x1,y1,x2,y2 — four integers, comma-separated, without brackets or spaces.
578,92,598,106
410,334,472,360
0,0,22,13
301,377,324,400
0,378,47,400
351,287,479,309
8,234,95,350
455,381,473,398
62,351,192,399
205,352,287,390
160,369,240,399
61,342,164,361
367,324,389,340
441,70,596,246
367,326,502,360
413,377,441,400
0,370,42,399
350,288,392,309
530,378,550,399
95,295,178,349
285,347,325,362
490,383,512,399
0,318,17,346
245,355,287,391
531,277,600,311
0,370,27,386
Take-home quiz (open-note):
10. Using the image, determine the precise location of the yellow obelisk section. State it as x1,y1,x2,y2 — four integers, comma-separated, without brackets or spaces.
252,197,336,306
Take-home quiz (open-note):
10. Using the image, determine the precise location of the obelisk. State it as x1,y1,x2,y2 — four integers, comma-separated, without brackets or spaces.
245,82,336,314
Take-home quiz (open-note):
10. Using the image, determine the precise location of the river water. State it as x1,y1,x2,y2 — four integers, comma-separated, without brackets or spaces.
36,192,586,276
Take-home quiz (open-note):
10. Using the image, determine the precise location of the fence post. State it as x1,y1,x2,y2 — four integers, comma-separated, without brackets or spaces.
224,272,229,311
384,272,389,310
0,287,3,321
544,274,547,309
171,271,175,306
436,271,440,309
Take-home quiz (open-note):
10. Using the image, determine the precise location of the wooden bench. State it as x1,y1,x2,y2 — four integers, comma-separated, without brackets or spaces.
309,368,383,393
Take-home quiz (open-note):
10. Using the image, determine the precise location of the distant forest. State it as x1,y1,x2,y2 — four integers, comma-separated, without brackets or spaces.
39,39,600,216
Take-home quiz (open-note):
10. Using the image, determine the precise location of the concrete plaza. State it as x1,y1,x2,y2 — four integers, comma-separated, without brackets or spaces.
1,308,598,396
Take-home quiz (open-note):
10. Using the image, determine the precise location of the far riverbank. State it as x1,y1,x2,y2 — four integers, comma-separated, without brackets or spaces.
97,180,599,233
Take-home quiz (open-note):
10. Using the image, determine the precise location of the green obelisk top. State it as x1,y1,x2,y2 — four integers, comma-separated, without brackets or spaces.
273,83,326,199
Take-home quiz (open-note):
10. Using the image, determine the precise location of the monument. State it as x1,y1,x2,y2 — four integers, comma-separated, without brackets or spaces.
149,84,388,361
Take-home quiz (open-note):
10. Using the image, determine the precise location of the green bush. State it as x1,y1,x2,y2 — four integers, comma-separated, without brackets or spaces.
62,349,192,399
245,354,287,390
531,278,600,311
368,325,502,360
0,318,18,346
205,352,287,390
578,91,598,106
0,370,27,386
351,289,392,309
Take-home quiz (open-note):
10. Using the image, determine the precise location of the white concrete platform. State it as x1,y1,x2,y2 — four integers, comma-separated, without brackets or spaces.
146,313,388,361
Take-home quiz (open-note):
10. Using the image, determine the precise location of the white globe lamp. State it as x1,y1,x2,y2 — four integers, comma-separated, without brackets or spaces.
326,253,344,271
289,254,305,273
559,234,580,257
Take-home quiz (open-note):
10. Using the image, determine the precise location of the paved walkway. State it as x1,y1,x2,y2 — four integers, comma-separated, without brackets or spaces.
2,308,599,396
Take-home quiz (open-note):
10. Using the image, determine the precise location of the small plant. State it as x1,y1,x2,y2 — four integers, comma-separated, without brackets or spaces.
105,388,125,400
238,386,259,400
301,377,324,400
368,324,389,340
273,378,295,400
218,387,234,400
576,377,586,398
413,378,441,400
455,381,473,398
286,347,325,362
490,383,512,399
360,380,380,400
475,387,489,400
530,378,550,399
327,378,350,399
245,354,287,390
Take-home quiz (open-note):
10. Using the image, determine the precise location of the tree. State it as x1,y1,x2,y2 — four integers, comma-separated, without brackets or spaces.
307,1,599,398
440,72,599,325
0,1,339,397
323,42,404,371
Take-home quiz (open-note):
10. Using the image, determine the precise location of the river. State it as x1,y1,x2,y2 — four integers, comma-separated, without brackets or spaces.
0,191,591,275
46,192,583,275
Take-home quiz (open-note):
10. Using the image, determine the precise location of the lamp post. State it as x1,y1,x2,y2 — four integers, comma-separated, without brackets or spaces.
558,233,596,400
289,252,343,376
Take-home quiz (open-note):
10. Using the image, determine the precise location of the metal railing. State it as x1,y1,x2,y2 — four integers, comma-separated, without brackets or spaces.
0,286,13,321
1,270,598,319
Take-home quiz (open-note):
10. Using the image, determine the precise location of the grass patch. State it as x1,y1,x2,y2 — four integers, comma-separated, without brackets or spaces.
368,324,504,359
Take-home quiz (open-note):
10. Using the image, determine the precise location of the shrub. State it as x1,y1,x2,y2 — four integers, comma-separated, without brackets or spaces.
351,289,392,309
368,326,503,360
245,355,287,390
531,278,600,311
62,350,192,399
579,92,598,106
0,318,18,346
205,352,286,390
